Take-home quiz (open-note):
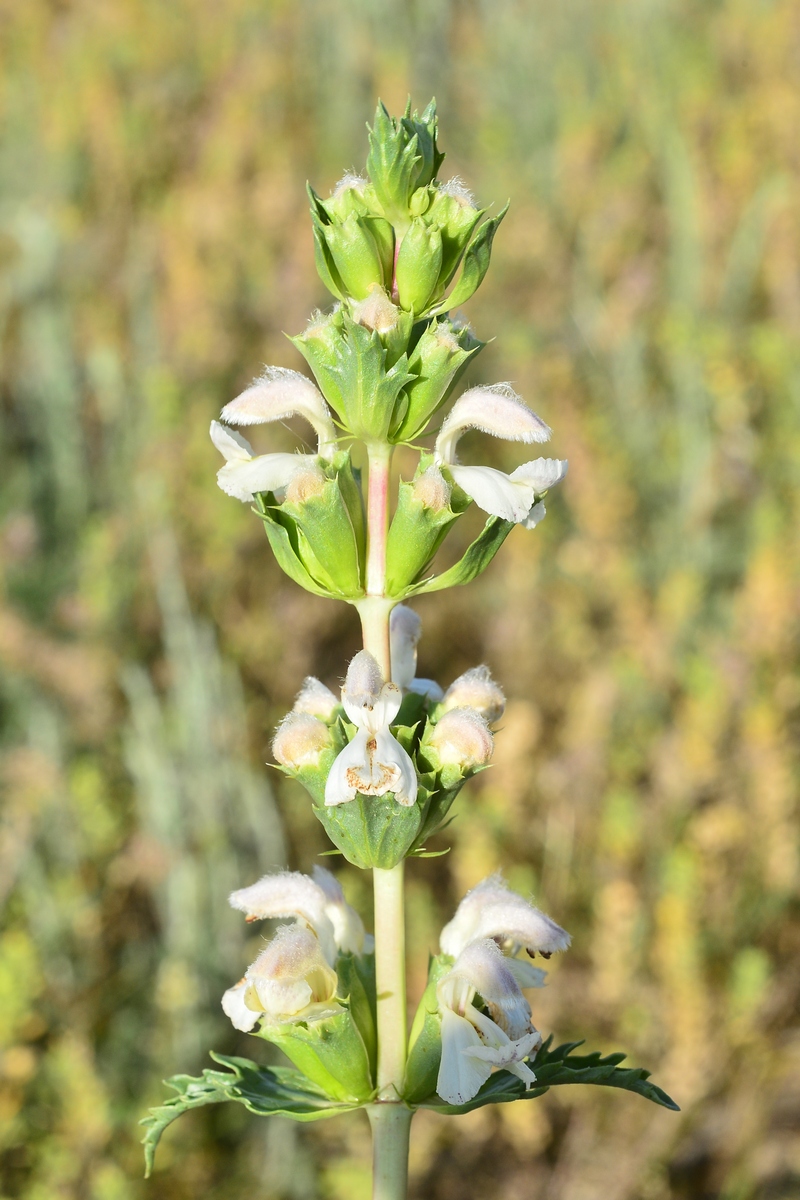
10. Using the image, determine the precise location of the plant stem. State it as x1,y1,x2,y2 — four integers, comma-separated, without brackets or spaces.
365,443,393,594
359,440,410,1196
367,1103,412,1200
373,862,407,1097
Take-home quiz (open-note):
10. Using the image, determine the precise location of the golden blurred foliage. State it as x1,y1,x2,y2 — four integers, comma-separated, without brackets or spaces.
0,1,798,1197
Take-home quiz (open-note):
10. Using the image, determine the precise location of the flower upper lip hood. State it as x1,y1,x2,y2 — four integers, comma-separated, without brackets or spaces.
228,866,369,962
439,874,571,960
210,366,338,502
432,383,568,526
324,650,418,808
221,366,338,458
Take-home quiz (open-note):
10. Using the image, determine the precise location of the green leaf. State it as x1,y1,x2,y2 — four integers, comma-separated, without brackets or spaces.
418,1038,680,1114
438,203,509,312
141,1054,356,1176
408,514,515,595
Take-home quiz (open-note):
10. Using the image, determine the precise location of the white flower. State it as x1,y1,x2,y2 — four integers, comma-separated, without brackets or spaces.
222,867,370,1031
222,925,340,1030
390,605,444,701
210,366,338,503
439,874,571,961
440,665,505,724
436,939,541,1105
228,866,368,964
433,384,567,525
324,650,418,808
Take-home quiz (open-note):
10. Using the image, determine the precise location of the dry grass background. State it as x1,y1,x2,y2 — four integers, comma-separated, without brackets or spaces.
1,1,799,1197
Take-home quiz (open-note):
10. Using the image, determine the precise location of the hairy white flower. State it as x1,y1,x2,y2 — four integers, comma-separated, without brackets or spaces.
324,650,418,807
436,939,541,1105
389,605,444,701
222,924,339,1030
440,875,571,961
441,665,505,724
292,676,340,721
433,385,567,525
272,712,332,770
210,367,338,502
228,867,368,964
221,366,337,457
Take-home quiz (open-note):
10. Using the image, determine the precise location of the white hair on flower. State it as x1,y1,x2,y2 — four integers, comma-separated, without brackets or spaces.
439,874,571,961
324,651,418,808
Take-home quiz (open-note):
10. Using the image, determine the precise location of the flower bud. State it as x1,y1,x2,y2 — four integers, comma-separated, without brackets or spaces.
352,285,400,335
323,213,392,301
326,173,369,219
273,712,332,769
441,665,505,724
293,676,339,721
395,219,443,313
412,465,452,512
283,463,328,505
429,708,494,770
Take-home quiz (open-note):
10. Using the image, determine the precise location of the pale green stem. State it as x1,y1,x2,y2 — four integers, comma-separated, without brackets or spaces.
367,1103,412,1200
373,862,407,1097
357,441,411,1196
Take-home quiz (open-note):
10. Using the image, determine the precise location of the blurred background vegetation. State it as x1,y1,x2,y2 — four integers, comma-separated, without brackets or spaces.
1,0,799,1196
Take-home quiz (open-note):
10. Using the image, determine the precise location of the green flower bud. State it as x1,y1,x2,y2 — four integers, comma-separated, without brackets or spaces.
366,100,445,227
409,186,432,217
395,219,443,314
323,213,393,301
256,452,366,599
426,180,484,285
384,459,469,597
392,318,484,441
324,174,370,220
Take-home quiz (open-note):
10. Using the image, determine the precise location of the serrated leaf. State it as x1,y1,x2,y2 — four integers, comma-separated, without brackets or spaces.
141,1054,357,1176
407,514,514,596
418,1038,680,1114
438,203,509,312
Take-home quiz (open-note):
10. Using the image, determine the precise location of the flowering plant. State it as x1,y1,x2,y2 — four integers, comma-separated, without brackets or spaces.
142,101,677,1198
